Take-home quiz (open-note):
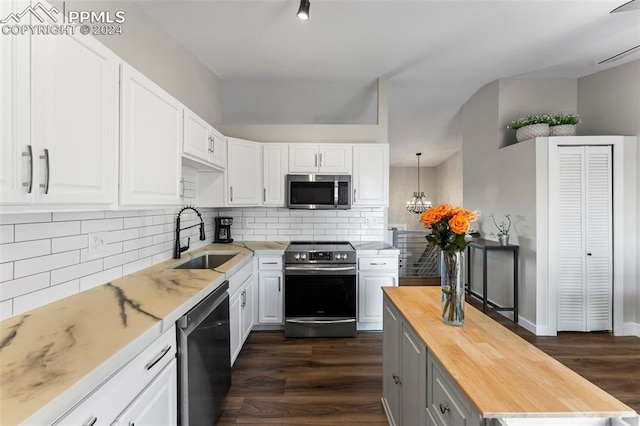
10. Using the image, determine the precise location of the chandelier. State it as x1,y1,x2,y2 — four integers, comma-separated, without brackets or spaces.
406,152,432,214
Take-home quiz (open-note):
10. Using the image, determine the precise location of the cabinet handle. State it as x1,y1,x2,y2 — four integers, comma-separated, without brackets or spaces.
314,153,318,168
392,277,396,285
263,188,266,202
145,345,172,370
439,403,450,414
278,276,281,292
392,373,401,385
262,261,278,265
82,416,97,426
241,290,246,307
230,186,233,202
209,136,214,153
39,148,50,194
370,262,387,266
353,188,357,202
587,252,592,256
180,178,185,200
319,152,323,167
22,145,33,193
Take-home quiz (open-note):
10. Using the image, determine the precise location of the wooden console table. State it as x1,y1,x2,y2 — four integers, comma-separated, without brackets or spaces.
466,238,519,323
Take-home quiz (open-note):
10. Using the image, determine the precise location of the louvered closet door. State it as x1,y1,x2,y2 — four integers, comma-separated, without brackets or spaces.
557,146,612,332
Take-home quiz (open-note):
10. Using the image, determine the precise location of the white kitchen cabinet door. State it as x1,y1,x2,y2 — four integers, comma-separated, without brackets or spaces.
241,276,255,343
114,359,177,426
0,0,30,204
210,127,227,170
353,144,389,206
227,138,262,206
556,145,612,332
288,144,352,173
183,108,212,165
258,270,284,324
262,144,288,206
31,30,118,205
229,288,243,365
359,273,397,325
120,64,182,206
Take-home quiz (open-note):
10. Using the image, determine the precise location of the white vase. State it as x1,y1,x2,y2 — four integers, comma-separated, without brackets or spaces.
516,123,550,142
549,124,576,136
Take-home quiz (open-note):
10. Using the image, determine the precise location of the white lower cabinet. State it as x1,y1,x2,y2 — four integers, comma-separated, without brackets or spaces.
257,256,284,325
54,326,177,426
113,358,177,426
229,262,255,365
382,299,426,426
358,255,398,330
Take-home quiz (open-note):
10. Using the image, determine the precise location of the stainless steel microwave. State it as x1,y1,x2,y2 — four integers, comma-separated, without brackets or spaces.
286,174,351,209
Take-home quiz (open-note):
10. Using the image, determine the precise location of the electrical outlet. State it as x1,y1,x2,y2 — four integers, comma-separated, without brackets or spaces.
365,216,374,226
88,232,108,257
242,217,249,226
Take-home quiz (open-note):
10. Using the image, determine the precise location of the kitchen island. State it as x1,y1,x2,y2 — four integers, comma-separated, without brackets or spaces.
0,241,287,425
382,287,638,426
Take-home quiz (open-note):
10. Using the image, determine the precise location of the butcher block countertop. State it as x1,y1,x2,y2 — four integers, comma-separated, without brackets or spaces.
383,286,637,419
0,241,284,426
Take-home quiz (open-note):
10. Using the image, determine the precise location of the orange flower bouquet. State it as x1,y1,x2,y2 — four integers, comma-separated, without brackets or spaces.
420,204,479,326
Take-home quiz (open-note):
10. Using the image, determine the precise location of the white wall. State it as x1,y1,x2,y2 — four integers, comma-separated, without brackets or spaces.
389,166,438,231
50,0,222,126
577,59,640,332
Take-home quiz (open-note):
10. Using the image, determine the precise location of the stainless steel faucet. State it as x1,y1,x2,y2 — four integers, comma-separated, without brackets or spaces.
174,206,206,259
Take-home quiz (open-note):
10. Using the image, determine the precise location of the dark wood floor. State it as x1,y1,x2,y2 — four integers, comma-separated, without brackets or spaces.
219,302,640,424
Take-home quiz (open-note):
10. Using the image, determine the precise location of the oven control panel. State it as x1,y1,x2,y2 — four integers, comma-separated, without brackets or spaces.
286,251,355,263
309,251,332,261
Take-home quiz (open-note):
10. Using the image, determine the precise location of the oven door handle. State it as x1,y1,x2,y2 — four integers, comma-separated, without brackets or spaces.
286,318,356,324
285,266,356,272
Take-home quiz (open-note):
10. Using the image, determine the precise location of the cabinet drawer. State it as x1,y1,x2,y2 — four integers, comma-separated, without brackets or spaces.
359,256,398,271
228,260,253,296
258,257,283,270
431,361,470,426
55,326,176,426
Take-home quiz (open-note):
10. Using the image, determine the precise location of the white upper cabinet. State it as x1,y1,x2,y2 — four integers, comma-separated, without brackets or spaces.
262,144,288,206
1,0,118,208
120,64,182,206
183,108,226,171
353,144,389,206
226,138,262,206
288,144,352,174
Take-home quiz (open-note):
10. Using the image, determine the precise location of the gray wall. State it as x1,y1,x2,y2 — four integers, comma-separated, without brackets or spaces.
577,59,640,329
462,78,578,328
436,150,463,207
51,0,222,125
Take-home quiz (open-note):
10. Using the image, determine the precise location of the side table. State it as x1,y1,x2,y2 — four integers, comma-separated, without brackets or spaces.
466,238,519,323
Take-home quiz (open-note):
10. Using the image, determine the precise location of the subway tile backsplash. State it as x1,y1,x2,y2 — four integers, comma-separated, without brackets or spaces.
0,165,386,320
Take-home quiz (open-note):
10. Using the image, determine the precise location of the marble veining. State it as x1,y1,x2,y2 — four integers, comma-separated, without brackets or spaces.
105,283,162,328
0,242,271,425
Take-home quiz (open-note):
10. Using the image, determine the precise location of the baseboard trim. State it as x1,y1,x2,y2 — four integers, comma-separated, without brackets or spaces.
623,321,640,337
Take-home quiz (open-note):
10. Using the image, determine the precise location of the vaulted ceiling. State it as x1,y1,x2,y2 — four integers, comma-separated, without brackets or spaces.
135,0,640,166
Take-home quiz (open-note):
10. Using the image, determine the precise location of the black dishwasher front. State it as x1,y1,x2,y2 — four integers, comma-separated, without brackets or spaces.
177,281,230,426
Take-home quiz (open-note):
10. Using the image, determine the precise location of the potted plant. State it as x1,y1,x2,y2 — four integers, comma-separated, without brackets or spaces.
489,213,511,245
509,114,553,142
550,113,580,136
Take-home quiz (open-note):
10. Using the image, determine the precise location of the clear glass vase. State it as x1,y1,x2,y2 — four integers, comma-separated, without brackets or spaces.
441,251,464,326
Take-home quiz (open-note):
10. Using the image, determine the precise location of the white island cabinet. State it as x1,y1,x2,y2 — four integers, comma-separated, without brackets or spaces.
382,287,638,426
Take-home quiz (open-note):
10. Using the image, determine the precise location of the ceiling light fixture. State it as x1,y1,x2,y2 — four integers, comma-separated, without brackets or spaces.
406,153,432,214
297,0,310,20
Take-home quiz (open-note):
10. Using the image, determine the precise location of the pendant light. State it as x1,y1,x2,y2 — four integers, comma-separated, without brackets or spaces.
406,153,432,214
297,0,310,20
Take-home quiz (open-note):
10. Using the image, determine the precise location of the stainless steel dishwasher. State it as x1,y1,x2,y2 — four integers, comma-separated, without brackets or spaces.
177,281,231,426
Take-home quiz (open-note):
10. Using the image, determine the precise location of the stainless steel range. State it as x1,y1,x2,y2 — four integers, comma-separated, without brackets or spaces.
284,241,357,337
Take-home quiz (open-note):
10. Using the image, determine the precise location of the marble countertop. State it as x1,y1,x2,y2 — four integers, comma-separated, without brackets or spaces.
383,287,637,419
351,241,399,255
0,241,283,425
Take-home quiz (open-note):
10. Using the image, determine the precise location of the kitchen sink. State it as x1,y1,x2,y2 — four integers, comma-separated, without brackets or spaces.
173,253,237,270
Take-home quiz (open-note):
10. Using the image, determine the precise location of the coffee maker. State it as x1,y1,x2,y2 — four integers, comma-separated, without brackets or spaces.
214,217,233,243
